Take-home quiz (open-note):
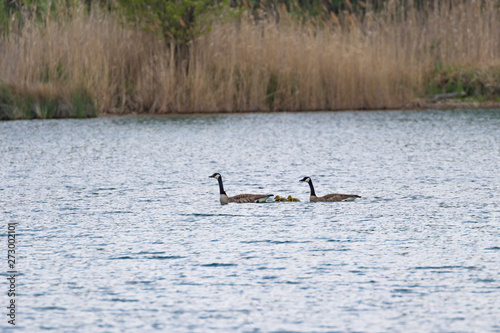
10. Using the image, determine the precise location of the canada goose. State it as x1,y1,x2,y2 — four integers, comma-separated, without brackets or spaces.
299,176,360,202
209,173,273,205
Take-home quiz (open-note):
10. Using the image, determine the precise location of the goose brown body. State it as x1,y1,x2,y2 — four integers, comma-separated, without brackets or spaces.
209,173,273,205
227,194,272,203
300,177,360,202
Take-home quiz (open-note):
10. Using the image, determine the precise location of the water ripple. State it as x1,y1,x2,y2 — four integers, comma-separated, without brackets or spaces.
1,110,499,332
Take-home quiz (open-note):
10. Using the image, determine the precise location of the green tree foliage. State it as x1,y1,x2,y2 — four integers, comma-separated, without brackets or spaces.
0,0,84,34
0,0,20,34
244,0,387,17
116,0,228,49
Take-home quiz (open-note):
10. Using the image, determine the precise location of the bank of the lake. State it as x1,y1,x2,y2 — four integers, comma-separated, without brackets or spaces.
1,1,500,120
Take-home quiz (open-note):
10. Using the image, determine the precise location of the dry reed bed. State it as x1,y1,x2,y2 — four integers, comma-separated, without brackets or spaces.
1,2,500,118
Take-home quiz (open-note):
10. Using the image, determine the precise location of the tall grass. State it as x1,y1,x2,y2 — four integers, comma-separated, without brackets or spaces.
1,1,500,119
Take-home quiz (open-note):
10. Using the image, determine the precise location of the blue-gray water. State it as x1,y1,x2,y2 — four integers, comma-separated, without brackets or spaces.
1,110,499,332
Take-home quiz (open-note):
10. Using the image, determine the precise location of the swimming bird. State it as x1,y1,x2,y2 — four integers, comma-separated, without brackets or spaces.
299,176,360,202
209,173,273,205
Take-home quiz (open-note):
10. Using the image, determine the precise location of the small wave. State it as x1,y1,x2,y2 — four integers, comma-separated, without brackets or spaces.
58,207,80,211
34,306,67,311
102,211,133,214
150,255,184,259
240,240,311,244
125,281,154,285
414,266,479,270
178,213,248,217
326,239,358,243
474,278,495,283
241,256,257,260
310,248,350,252
256,266,286,271
392,288,415,294
109,255,183,260
137,251,166,255
200,263,238,267
349,270,366,275
109,256,135,260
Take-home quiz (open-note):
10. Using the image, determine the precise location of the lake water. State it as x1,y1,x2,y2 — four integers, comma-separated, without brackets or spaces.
1,110,499,332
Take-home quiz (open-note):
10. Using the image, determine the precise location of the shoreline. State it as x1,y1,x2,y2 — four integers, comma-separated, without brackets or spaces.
2,100,499,122
98,100,500,117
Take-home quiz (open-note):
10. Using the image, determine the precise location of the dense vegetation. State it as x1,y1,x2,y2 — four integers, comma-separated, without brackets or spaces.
1,0,500,120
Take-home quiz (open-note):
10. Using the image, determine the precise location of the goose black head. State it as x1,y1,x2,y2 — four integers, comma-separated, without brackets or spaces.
299,176,311,183
209,173,221,179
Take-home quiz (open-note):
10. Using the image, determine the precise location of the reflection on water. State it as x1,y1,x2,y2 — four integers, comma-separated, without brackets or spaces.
1,110,499,332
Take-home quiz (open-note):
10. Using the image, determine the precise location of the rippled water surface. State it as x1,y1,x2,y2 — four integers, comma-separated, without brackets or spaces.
1,110,499,332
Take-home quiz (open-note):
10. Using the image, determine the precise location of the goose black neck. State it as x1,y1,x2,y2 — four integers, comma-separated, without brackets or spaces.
217,177,226,195
308,180,316,196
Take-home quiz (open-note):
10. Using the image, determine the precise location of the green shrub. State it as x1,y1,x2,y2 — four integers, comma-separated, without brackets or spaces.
427,66,500,101
0,84,96,120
